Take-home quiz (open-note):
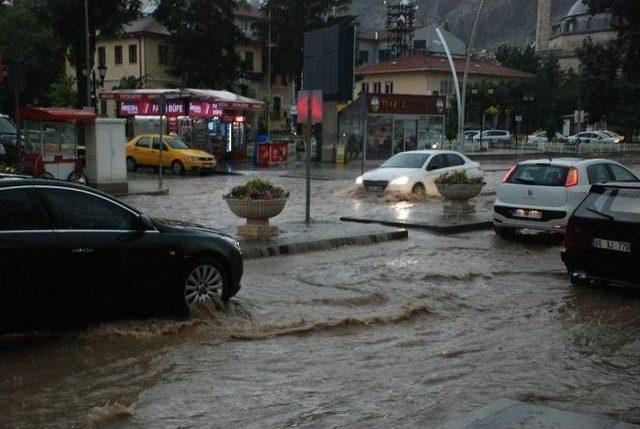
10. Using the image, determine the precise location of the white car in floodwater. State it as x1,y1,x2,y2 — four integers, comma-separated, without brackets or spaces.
355,150,483,196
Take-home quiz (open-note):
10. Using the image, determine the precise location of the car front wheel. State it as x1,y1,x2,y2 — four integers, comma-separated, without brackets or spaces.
126,156,137,172
176,257,229,316
172,160,185,175
494,226,517,239
412,183,426,196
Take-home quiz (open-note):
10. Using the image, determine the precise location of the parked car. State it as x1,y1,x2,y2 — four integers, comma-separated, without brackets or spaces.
567,131,619,144
600,130,625,142
493,158,639,238
0,114,18,165
126,134,217,175
473,130,511,147
562,182,640,287
464,130,480,141
355,150,483,196
0,178,243,333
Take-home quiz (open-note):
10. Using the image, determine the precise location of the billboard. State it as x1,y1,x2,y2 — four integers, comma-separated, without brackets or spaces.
303,24,355,102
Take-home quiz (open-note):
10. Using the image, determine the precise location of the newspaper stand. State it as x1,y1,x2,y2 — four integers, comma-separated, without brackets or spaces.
21,108,96,183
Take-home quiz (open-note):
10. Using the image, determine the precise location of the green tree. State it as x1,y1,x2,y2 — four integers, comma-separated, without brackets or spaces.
579,0,640,138
113,74,147,90
156,0,242,88
47,76,78,107
45,0,140,108
494,44,540,74
0,1,63,114
260,0,352,84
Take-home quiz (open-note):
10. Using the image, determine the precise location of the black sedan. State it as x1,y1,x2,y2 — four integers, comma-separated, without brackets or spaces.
562,182,640,287
0,178,243,334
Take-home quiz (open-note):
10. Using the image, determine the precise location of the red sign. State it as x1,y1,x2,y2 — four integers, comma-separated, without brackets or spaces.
119,101,185,117
257,142,289,167
188,101,223,118
297,90,323,124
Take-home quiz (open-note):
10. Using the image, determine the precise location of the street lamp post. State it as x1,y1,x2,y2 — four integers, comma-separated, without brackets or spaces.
523,94,534,141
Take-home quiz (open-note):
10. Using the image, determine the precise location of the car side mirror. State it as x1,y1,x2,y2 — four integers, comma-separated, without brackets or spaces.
427,164,440,171
135,214,154,231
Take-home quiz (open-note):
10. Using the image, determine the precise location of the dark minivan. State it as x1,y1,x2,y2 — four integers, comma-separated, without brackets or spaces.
562,182,640,287
0,178,243,334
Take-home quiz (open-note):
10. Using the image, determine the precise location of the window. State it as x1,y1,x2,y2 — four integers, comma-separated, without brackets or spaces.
373,82,382,94
360,82,370,94
414,39,427,51
445,154,465,167
0,188,46,231
158,45,169,65
128,44,137,64
384,81,394,94
381,153,429,169
272,96,282,119
135,137,151,148
440,80,455,95
427,154,447,171
607,164,638,182
576,188,640,223
100,100,107,116
357,50,369,65
39,188,138,231
507,164,569,187
97,46,106,66
152,138,168,151
244,51,254,72
114,45,123,64
587,163,611,184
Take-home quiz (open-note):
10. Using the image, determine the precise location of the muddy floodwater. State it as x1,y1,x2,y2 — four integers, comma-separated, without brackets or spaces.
2,164,640,428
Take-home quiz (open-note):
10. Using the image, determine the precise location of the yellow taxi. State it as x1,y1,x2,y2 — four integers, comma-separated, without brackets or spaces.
125,134,217,175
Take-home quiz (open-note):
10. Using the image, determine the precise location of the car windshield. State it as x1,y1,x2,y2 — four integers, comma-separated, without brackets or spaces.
166,137,190,150
380,153,429,169
507,164,569,186
576,188,640,223
0,118,16,135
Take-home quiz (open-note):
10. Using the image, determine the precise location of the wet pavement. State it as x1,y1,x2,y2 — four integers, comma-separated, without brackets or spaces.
2,156,640,428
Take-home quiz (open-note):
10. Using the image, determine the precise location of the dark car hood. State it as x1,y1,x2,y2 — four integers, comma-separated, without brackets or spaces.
152,217,234,239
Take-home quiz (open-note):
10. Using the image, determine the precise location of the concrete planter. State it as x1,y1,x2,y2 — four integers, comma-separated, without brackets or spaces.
225,198,287,238
436,183,484,201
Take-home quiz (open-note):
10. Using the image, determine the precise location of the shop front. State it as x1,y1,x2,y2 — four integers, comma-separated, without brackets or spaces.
100,89,264,161
338,94,446,161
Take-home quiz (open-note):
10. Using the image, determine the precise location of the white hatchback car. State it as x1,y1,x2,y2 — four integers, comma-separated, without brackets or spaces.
493,158,639,237
356,150,483,196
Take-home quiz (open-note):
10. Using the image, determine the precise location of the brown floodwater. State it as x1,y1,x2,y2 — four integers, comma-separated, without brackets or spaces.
2,229,639,429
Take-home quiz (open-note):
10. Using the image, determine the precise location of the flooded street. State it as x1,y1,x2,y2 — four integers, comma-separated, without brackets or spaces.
2,159,640,428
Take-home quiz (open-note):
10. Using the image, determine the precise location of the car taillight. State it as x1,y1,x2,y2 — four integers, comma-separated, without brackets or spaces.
503,165,517,183
565,167,579,187
564,221,586,251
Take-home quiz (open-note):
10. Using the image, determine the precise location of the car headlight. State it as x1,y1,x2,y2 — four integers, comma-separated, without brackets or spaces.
188,156,199,162
355,176,363,185
391,176,409,186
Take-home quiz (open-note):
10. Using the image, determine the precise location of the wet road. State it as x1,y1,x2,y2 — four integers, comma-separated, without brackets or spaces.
2,158,640,428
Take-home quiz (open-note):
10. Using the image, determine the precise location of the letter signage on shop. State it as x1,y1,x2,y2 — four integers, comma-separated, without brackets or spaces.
118,101,185,117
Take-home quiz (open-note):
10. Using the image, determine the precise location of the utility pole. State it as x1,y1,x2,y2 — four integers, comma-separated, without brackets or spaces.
84,0,92,108
158,94,165,190
13,66,21,173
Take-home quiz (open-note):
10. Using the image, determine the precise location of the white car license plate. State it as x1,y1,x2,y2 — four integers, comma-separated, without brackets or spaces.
513,209,542,220
592,238,631,253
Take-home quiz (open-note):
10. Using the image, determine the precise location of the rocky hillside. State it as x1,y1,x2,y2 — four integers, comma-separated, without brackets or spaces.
348,0,576,49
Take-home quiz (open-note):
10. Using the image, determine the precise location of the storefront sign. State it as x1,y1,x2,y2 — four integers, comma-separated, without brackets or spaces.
188,101,224,118
365,94,445,115
118,101,185,117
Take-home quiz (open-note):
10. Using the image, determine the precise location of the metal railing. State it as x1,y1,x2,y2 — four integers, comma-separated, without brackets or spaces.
439,140,640,154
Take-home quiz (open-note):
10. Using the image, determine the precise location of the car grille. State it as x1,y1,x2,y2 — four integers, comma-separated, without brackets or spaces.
198,157,214,161
363,180,388,190
494,205,566,222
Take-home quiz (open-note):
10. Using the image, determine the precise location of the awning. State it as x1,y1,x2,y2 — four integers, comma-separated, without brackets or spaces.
185,89,264,111
21,107,97,123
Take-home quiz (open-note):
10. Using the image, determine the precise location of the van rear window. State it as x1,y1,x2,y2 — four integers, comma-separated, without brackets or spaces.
508,164,569,187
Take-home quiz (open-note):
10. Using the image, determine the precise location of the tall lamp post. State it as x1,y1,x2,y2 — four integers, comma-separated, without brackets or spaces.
523,94,534,140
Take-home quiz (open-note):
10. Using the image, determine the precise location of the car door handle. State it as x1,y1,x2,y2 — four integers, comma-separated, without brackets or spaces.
72,248,94,254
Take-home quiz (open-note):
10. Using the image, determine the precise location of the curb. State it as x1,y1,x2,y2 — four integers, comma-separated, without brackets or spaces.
340,217,492,234
240,229,409,259
115,188,170,197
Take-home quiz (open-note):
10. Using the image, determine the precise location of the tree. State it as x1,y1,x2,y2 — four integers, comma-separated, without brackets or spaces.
580,0,640,138
45,0,140,108
48,76,78,107
494,44,540,74
113,75,147,90
156,0,242,88
260,0,352,84
0,1,63,114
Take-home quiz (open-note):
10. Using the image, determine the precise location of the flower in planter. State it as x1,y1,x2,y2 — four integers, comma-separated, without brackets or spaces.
435,170,485,185
223,179,289,200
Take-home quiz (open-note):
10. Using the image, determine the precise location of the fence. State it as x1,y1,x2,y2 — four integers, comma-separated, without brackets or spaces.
439,140,640,154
